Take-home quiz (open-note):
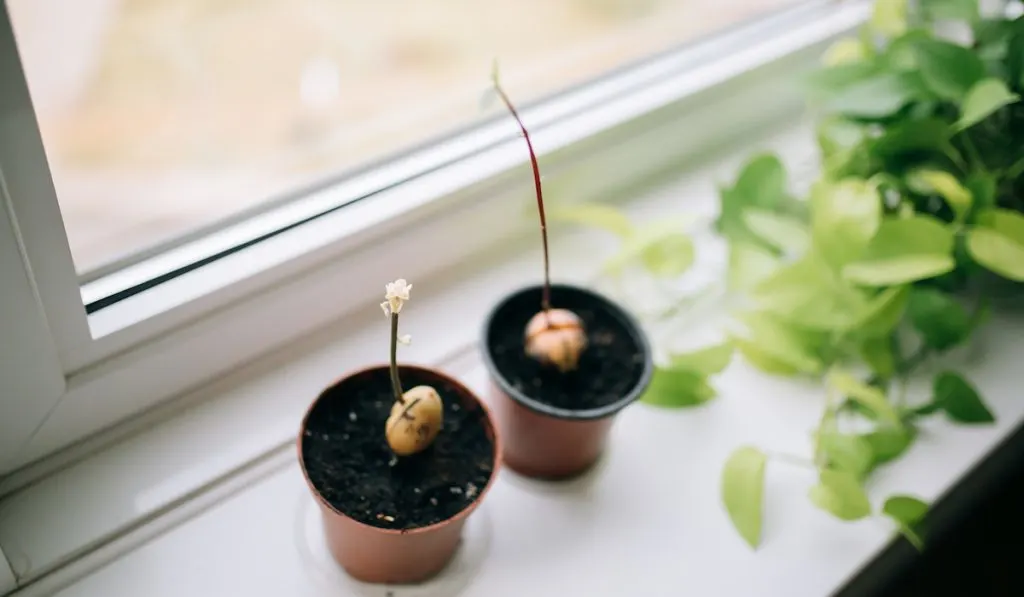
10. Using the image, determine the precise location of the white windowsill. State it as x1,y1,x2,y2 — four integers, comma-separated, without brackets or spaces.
4,117,1024,597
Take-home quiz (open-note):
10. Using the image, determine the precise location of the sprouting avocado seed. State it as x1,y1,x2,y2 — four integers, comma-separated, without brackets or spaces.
524,308,587,373
385,385,444,456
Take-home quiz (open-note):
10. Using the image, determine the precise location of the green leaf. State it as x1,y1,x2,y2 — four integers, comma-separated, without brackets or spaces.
1007,27,1024,90
752,254,871,330
856,286,910,337
842,216,956,286
817,117,866,158
934,371,995,423
883,495,928,526
863,426,916,467
811,178,881,269
953,78,1020,132
669,342,734,376
823,37,869,66
742,209,810,255
728,242,780,291
914,39,985,101
717,154,792,244
883,495,928,549
641,367,717,408
827,73,927,119
732,312,824,375
640,233,696,277
805,62,880,96
843,255,955,286
922,0,978,22
870,118,949,160
722,447,768,548
907,287,972,351
820,431,874,479
604,220,696,277
871,0,907,37
883,29,933,71
809,469,872,521
734,155,786,203
965,173,996,214
861,335,897,379
977,209,1024,243
824,142,874,180
966,209,1024,281
828,368,901,425
548,203,633,238
967,228,1024,281
905,169,972,221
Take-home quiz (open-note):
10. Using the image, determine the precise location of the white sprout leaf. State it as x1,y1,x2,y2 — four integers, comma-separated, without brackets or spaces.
384,279,412,314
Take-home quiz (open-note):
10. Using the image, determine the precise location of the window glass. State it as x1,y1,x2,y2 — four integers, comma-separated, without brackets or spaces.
8,0,798,274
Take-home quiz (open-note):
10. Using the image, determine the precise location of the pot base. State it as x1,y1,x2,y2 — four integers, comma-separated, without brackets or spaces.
298,487,494,590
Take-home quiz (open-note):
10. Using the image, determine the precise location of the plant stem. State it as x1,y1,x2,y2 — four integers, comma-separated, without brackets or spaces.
813,386,838,469
897,346,930,376
492,75,551,312
941,142,969,174
389,313,404,404
1005,155,1024,180
960,133,987,172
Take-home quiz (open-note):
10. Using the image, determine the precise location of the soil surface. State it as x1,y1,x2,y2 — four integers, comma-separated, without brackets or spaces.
487,285,646,411
301,367,494,531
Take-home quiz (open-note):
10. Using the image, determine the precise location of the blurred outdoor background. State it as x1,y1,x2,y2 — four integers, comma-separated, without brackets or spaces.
7,0,796,273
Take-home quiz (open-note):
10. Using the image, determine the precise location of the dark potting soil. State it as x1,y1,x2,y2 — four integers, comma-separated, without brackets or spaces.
486,285,647,411
301,367,494,531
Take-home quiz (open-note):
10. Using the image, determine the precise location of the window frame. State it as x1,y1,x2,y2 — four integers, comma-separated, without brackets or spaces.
0,0,866,477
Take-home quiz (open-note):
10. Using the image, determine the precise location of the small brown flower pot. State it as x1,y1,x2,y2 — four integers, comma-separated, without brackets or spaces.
298,365,501,584
480,283,653,479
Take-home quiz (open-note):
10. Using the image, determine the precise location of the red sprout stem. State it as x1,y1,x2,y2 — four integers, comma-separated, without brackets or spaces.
492,78,551,312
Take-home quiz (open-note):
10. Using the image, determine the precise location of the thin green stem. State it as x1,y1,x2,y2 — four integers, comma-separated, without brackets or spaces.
1005,155,1024,180
960,133,987,172
898,347,930,375
813,386,838,469
941,142,969,175
389,313,404,404
898,524,925,551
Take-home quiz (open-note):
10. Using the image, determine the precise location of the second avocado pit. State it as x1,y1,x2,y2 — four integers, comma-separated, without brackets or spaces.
524,308,588,372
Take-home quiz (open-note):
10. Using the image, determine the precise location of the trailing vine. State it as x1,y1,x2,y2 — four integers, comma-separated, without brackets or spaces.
556,0,1024,548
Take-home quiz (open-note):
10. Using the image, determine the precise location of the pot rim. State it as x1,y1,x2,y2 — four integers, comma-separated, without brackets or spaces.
296,363,503,536
479,282,654,421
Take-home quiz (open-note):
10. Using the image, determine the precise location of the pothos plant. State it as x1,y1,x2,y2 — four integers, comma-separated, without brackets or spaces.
556,0,1024,549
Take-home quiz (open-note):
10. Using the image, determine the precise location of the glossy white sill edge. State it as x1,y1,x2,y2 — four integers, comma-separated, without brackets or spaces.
0,120,813,592
39,283,1024,597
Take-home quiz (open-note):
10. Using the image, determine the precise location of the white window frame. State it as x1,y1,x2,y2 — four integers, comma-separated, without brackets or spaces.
0,0,863,477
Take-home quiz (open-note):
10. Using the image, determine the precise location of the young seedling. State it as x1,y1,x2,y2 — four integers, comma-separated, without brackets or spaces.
490,67,588,373
380,279,443,456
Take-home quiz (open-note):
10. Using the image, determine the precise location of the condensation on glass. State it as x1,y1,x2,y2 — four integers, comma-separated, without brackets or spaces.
7,0,796,274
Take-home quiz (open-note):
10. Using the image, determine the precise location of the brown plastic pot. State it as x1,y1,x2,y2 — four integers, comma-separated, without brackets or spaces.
297,365,501,585
480,283,653,479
